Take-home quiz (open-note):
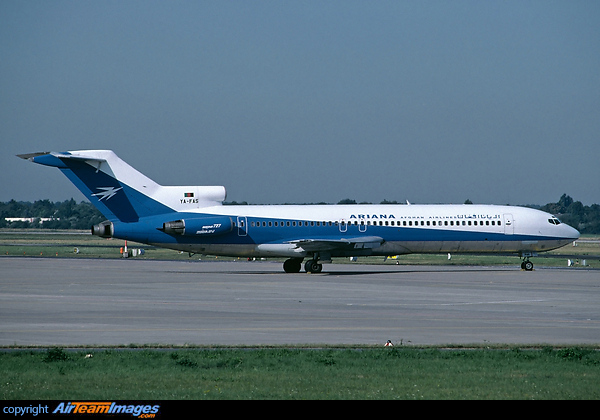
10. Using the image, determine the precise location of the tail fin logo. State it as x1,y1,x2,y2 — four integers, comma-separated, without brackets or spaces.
92,186,123,201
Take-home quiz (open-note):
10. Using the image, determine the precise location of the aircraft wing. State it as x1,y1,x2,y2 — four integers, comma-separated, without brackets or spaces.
288,236,384,252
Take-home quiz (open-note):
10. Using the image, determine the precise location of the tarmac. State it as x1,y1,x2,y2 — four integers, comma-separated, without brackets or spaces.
1,257,598,346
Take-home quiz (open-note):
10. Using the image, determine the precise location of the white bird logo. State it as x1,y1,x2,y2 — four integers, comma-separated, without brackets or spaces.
92,186,122,201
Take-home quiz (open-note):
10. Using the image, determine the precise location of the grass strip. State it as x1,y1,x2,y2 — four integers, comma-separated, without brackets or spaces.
1,346,598,399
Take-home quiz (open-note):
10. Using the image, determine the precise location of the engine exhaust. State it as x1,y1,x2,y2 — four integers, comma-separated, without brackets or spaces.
91,221,113,238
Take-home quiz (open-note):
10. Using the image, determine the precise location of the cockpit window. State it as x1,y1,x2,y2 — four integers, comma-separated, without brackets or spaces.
548,217,562,225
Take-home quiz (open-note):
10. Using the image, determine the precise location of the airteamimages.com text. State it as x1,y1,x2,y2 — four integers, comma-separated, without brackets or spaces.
3,402,162,418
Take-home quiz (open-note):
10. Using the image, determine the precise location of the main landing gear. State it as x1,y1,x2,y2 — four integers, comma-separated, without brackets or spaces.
304,259,323,273
283,258,303,273
282,257,323,273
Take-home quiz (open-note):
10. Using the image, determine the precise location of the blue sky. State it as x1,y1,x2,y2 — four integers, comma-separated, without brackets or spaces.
1,1,599,206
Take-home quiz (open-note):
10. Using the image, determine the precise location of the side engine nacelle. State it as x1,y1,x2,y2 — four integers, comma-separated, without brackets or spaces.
91,220,113,238
160,216,234,237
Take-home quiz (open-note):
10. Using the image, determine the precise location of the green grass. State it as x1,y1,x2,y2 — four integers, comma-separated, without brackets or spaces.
1,346,599,399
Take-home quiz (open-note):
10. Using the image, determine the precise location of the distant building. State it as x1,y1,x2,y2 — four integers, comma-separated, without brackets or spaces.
4,217,58,224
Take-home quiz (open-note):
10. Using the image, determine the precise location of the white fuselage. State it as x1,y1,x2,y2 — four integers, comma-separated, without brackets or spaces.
141,203,579,258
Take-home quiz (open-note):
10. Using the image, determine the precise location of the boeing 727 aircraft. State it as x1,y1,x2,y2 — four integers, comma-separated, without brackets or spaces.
19,150,580,273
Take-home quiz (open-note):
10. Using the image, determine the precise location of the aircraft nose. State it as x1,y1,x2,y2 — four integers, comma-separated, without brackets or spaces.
564,224,580,241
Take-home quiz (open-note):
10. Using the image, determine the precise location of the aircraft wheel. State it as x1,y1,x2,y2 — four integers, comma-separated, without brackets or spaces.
523,261,534,271
304,260,322,273
283,258,302,273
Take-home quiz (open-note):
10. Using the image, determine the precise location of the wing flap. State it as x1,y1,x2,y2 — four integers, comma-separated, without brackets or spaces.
288,236,384,252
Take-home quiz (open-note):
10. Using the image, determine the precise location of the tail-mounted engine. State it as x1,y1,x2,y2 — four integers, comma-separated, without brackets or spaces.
159,216,234,237
91,220,114,238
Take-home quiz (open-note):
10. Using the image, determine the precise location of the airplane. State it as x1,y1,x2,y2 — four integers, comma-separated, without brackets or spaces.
18,150,580,273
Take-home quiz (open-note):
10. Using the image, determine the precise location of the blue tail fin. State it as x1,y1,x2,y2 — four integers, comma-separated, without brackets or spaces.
18,150,227,222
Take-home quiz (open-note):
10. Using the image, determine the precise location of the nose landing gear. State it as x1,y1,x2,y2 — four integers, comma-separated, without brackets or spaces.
521,259,534,271
520,252,536,271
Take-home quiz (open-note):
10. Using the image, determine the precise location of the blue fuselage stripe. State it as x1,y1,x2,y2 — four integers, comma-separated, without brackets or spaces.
112,213,561,248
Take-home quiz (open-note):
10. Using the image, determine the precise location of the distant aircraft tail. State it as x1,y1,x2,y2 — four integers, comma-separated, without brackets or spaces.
18,150,226,222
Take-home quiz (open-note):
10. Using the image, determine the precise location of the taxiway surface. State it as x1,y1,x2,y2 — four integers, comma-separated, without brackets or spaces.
1,258,598,346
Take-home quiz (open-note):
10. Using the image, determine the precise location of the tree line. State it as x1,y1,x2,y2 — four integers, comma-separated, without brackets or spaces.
1,194,598,233
0,199,105,230
536,194,600,234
